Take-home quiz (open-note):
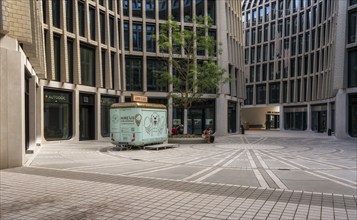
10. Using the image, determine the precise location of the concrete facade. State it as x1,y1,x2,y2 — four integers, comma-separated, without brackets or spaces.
0,0,245,169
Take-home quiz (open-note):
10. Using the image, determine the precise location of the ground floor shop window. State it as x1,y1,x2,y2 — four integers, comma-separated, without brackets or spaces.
101,96,118,137
349,95,357,137
311,105,327,133
173,100,215,135
284,106,307,130
44,90,72,140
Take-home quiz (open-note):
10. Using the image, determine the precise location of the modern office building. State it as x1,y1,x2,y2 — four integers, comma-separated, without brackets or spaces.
241,0,357,138
0,0,244,168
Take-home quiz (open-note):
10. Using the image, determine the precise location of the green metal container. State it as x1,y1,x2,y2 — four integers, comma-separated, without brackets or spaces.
110,102,167,146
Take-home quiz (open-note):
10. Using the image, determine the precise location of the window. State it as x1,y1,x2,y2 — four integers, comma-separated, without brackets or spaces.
270,42,275,60
285,0,291,15
292,15,297,34
101,96,118,137
146,0,155,19
245,86,253,105
53,35,61,81
44,90,72,141
250,67,254,82
271,23,275,40
42,0,47,24
101,50,106,87
132,0,142,17
269,83,280,103
78,1,85,36
99,0,104,6
299,12,304,32
285,18,290,37
290,58,295,77
147,58,168,92
251,47,255,64
80,44,96,86
252,28,256,44
159,0,168,20
245,30,250,46
100,12,106,44
117,19,121,48
123,0,129,16
256,65,261,82
348,49,357,88
258,26,262,43
207,0,216,25
146,24,156,52
111,53,115,89
272,2,276,20
110,16,115,47
172,0,181,21
256,84,266,104
124,21,129,50
298,35,303,54
67,39,74,83
269,63,274,80
89,7,96,40
351,0,357,6
264,25,268,41
126,57,143,91
133,23,143,51
263,44,268,61
65,0,73,32
196,0,204,17
265,5,270,21
258,7,263,23
108,0,113,11
52,0,60,28
348,10,357,44
257,46,261,62
117,0,120,14
262,64,267,81
184,0,192,22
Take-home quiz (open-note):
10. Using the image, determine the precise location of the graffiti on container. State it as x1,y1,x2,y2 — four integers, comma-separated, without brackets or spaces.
144,112,165,136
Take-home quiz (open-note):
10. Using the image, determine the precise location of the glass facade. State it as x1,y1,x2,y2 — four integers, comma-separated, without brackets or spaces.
44,90,72,140
125,57,143,91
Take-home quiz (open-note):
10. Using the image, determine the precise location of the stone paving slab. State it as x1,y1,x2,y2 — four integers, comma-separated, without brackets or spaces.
1,167,356,220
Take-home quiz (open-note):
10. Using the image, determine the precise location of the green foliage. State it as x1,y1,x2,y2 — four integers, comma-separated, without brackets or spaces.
154,16,228,109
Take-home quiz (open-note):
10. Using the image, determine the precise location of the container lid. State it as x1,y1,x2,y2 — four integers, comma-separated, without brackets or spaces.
111,102,166,109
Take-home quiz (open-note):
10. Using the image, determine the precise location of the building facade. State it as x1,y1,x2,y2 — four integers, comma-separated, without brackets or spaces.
0,0,244,169
241,0,357,138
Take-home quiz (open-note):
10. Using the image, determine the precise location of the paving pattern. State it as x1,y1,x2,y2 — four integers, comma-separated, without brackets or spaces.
1,131,356,219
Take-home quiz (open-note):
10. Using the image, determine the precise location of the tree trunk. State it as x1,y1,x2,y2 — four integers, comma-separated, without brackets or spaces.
183,108,188,134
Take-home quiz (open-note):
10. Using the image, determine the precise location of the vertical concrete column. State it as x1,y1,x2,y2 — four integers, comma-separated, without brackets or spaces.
74,89,80,141
29,76,37,149
236,101,241,133
279,104,284,131
326,101,331,132
335,89,348,138
0,37,25,169
168,97,173,135
307,104,311,131
36,84,43,145
215,95,228,136
96,92,101,140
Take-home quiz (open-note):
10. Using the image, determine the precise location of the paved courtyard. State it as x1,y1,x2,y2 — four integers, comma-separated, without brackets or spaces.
1,131,356,219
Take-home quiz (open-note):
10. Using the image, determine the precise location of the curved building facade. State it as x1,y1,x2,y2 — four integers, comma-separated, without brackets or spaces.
242,0,356,138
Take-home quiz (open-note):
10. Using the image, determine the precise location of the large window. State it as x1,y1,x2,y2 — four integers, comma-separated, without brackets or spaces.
101,96,118,137
256,84,266,104
146,0,155,19
196,0,204,17
126,57,142,91
67,39,74,83
133,23,143,51
172,0,181,21
123,0,129,16
124,22,129,50
159,0,168,20
65,0,73,32
89,7,96,40
78,1,85,36
100,12,106,44
184,0,193,22
146,24,156,52
348,10,357,44
53,35,61,81
110,16,115,47
348,49,357,88
101,50,106,87
132,0,142,17
245,85,253,105
44,90,72,141
80,44,96,86
111,53,115,89
52,0,60,28
147,58,168,92
207,0,216,24
269,83,280,104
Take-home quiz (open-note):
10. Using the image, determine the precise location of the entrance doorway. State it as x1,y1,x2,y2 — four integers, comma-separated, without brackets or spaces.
80,93,95,140
25,75,30,150
265,113,280,130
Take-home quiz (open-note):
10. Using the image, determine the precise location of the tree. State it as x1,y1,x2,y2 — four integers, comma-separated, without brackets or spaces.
155,16,228,134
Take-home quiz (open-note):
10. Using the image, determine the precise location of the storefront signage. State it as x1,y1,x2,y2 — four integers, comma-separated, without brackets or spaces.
131,94,148,103
44,91,70,103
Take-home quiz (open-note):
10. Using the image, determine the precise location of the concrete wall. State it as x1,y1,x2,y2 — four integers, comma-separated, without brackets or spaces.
0,36,25,169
